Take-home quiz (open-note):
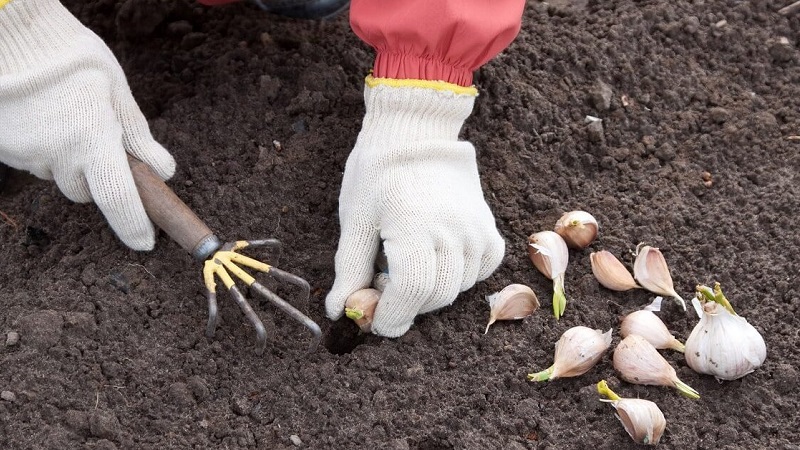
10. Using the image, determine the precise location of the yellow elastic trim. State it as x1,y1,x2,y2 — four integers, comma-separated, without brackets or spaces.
0,0,12,10
365,75,477,97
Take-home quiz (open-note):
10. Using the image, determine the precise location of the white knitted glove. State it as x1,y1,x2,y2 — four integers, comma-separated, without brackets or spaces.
0,0,175,250
326,79,506,337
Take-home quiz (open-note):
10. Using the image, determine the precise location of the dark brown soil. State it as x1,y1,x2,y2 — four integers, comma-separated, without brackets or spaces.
1,1,799,449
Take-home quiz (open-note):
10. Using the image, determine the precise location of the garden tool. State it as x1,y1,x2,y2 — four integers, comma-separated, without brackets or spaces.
127,156,321,355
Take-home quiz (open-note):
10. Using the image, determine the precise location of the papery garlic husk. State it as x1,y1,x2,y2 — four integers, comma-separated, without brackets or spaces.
597,380,666,446
554,210,599,249
528,231,569,319
590,250,640,291
685,283,766,380
527,326,612,381
621,310,685,353
345,288,381,333
613,334,699,399
633,245,686,311
485,284,540,334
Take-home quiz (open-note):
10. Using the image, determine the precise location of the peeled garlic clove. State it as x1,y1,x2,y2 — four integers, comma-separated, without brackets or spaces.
597,380,666,446
621,310,685,352
613,334,699,399
590,250,640,291
345,288,381,333
528,231,569,319
554,210,598,249
485,284,540,334
685,283,766,380
528,326,612,381
633,245,686,311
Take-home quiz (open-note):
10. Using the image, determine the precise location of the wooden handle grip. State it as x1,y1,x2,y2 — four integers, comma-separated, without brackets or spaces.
128,156,220,261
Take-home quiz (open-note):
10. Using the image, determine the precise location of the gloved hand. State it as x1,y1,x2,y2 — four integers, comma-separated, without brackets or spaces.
0,0,175,250
325,78,505,337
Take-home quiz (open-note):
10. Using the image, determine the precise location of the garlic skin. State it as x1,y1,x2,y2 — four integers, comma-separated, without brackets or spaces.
621,310,685,353
345,288,381,333
528,326,612,381
597,380,666,446
590,250,640,291
528,231,569,319
485,284,540,334
554,210,598,249
685,283,766,380
613,334,700,399
633,245,686,311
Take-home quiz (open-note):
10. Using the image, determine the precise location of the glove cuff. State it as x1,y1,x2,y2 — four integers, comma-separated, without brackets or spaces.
359,75,477,145
0,0,88,74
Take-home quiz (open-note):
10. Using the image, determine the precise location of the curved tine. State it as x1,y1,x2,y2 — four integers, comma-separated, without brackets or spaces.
245,239,282,249
206,290,219,338
228,285,268,355
251,282,321,354
267,267,311,303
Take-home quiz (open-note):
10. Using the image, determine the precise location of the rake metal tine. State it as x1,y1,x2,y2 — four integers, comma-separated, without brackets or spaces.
268,267,311,301
250,282,321,353
228,285,268,355
206,290,219,338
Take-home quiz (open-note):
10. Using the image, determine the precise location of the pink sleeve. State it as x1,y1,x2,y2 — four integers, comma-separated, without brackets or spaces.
350,0,525,87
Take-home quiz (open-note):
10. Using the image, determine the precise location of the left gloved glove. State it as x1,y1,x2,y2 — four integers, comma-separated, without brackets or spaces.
325,77,505,337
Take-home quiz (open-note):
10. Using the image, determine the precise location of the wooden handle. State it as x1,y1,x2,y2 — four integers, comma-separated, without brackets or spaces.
128,156,220,261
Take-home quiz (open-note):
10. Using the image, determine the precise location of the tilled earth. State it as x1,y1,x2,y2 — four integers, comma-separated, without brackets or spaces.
1,1,799,449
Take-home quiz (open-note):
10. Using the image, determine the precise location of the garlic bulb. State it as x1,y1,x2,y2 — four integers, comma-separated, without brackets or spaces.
528,326,612,381
633,245,686,311
345,288,381,333
528,231,569,319
485,284,540,334
597,380,666,446
621,310,685,353
554,210,598,249
685,283,766,380
590,250,639,291
613,334,699,399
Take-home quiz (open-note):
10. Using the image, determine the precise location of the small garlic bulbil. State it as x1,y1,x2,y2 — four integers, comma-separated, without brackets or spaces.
590,250,640,291
527,326,612,382
485,284,540,334
528,231,569,319
685,283,766,380
554,210,599,249
633,245,686,311
613,334,699,399
345,288,381,333
597,380,666,446
621,310,685,353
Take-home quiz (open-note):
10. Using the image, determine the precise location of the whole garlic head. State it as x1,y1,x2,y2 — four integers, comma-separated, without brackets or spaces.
685,283,766,380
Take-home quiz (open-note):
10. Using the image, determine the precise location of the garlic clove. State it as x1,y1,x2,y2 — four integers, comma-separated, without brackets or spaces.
590,250,640,291
613,334,699,399
527,326,612,381
372,272,390,292
344,288,381,333
528,231,570,318
485,284,540,334
620,310,685,352
633,245,686,311
597,380,666,446
685,283,766,380
554,210,599,249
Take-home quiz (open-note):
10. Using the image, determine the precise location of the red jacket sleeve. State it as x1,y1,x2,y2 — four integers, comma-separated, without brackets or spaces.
350,0,525,87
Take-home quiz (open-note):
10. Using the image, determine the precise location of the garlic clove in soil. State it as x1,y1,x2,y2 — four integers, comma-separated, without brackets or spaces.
528,231,569,319
485,284,540,334
597,380,666,446
554,210,599,249
685,283,767,380
620,309,685,353
633,245,686,311
345,288,381,333
527,326,612,381
590,250,640,291
613,334,700,399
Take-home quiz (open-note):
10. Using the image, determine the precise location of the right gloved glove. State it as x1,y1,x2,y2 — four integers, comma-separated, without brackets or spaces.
0,0,175,250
